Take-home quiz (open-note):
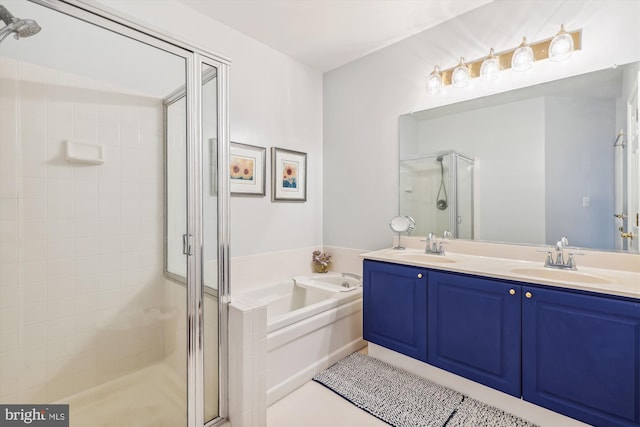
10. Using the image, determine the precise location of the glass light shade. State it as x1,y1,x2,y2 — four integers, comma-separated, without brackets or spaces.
452,57,470,88
511,37,533,72
480,48,499,81
426,66,443,94
549,25,574,61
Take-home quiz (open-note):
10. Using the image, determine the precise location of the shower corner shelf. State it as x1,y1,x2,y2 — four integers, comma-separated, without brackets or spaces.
65,140,104,165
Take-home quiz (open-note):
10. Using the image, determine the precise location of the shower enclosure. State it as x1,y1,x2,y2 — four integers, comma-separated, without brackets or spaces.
399,151,474,239
0,1,229,426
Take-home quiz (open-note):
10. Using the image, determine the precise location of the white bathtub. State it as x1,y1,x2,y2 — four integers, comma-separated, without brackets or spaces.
240,275,365,405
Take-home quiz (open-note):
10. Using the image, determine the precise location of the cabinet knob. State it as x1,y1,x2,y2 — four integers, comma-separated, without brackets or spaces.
509,289,516,295
417,273,423,279
525,292,532,299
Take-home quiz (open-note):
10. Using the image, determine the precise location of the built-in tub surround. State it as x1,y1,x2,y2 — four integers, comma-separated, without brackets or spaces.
377,236,640,298
227,246,365,426
239,279,364,406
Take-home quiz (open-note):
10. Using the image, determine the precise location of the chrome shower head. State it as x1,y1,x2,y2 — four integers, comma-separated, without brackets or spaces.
0,5,41,44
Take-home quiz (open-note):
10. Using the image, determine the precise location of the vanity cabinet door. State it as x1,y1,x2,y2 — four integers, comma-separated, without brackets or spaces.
427,271,522,397
522,287,640,427
363,260,427,361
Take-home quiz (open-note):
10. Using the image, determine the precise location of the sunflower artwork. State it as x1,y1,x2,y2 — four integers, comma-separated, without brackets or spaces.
272,147,307,201
230,156,255,182
281,161,298,189
229,142,266,196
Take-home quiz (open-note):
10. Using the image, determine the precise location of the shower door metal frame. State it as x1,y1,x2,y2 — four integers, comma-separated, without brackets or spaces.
26,1,231,426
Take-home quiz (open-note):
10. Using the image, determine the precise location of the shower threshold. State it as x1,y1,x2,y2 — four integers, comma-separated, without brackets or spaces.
53,363,185,427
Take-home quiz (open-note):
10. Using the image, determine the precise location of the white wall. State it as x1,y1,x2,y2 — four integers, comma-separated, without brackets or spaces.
96,0,324,259
545,95,616,249
323,0,640,250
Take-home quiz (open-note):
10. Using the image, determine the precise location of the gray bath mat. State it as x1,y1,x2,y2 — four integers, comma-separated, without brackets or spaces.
313,353,537,427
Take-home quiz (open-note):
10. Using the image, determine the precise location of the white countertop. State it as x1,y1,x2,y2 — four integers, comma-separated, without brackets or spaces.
362,248,640,299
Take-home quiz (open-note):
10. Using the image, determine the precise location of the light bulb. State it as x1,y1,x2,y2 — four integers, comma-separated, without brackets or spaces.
452,57,470,88
549,24,574,62
480,48,499,81
511,37,534,72
426,65,443,94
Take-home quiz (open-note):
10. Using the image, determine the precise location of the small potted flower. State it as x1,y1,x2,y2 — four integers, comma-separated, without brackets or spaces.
312,250,332,273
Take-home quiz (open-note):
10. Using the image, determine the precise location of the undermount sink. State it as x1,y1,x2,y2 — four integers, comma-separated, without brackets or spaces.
510,267,612,284
390,252,457,264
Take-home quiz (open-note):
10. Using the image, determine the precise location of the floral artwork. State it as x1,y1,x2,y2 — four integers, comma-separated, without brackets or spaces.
271,147,307,202
230,156,255,181
230,142,266,196
282,161,298,189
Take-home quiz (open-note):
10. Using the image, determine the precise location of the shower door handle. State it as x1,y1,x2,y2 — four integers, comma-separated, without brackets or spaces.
183,234,193,256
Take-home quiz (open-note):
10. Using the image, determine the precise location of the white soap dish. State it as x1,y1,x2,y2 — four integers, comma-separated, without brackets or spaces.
65,140,104,165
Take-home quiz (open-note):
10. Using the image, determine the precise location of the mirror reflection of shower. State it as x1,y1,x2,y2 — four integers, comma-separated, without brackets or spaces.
436,155,448,210
0,4,41,44
399,151,474,239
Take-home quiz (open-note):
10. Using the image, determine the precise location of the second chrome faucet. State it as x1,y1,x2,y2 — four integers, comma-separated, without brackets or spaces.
424,231,449,255
541,236,582,270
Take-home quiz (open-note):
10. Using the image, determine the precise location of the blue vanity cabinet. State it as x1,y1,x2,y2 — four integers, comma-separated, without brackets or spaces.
363,260,428,361
522,286,640,427
427,271,522,397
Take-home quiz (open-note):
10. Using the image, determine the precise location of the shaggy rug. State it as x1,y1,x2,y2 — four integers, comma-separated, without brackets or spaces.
313,353,537,427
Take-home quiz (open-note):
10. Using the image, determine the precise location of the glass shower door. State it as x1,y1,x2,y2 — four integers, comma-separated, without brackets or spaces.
0,1,231,426
201,63,219,424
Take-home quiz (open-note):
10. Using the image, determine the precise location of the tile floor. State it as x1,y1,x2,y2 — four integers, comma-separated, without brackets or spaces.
267,380,387,427
267,346,589,427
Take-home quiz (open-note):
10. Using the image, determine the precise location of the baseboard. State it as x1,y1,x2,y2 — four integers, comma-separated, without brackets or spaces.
266,338,366,406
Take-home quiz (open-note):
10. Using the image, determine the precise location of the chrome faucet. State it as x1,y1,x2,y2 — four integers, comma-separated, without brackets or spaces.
424,232,446,255
541,236,582,270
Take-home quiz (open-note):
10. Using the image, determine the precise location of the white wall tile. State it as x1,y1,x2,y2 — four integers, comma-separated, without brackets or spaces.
0,199,17,221
2,60,167,402
0,306,17,332
47,219,73,240
47,259,74,280
0,243,18,265
0,177,18,199
47,297,74,322
21,157,47,179
47,198,73,219
22,199,47,220
22,301,48,326
0,221,17,242
74,218,98,238
19,281,47,305
19,240,47,262
20,220,46,242
74,256,99,277
22,323,47,348
20,262,47,285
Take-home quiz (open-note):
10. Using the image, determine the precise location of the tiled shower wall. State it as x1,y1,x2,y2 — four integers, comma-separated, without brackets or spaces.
0,57,174,403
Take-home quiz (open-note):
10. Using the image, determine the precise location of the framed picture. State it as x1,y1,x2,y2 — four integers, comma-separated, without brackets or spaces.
271,147,307,202
230,142,266,196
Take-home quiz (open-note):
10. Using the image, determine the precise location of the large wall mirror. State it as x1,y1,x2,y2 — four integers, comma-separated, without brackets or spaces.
400,61,640,253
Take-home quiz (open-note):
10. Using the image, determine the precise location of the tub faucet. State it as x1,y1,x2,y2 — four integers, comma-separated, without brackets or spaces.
341,272,362,281
540,236,582,270
423,232,445,255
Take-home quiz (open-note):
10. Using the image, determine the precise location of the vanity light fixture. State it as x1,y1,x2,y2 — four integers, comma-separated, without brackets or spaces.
426,65,443,94
511,37,534,71
480,48,499,81
549,24,574,61
426,26,582,94
452,57,470,87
